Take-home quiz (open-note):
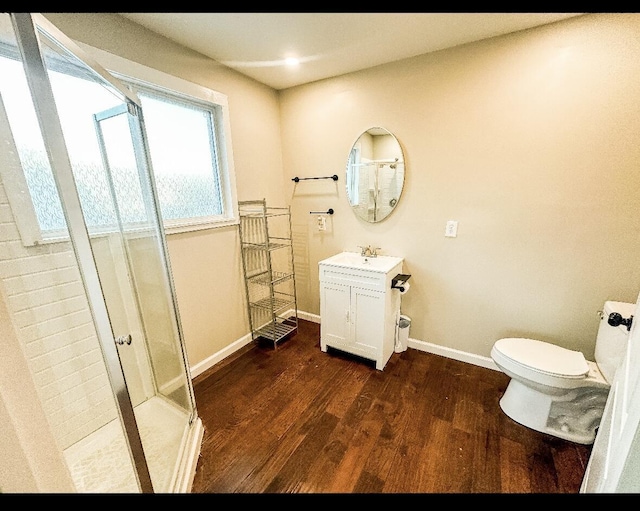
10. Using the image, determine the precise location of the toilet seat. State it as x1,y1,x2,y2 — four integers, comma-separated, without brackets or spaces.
493,337,590,379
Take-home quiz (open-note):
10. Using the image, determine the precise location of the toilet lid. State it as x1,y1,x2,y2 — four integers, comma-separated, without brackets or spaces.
494,337,589,378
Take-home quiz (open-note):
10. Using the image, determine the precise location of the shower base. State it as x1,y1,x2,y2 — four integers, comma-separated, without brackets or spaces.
63,396,189,493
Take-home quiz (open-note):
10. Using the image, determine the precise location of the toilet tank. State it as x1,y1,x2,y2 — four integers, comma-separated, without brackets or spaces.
595,300,635,382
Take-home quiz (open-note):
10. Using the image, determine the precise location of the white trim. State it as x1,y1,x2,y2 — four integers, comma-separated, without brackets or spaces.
164,216,239,236
189,331,254,379
297,310,320,323
408,338,500,371
189,310,501,381
83,47,229,107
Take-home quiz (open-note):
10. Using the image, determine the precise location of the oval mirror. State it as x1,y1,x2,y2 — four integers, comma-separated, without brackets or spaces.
346,127,405,223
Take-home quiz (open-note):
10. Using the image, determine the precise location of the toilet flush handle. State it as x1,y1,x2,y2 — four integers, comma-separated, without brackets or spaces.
608,312,634,332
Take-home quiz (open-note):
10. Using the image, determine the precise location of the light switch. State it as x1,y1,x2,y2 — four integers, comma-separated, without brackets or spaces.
445,220,458,238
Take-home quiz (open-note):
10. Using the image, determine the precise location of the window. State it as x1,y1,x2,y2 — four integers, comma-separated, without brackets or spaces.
0,42,238,245
135,88,226,229
107,53,239,234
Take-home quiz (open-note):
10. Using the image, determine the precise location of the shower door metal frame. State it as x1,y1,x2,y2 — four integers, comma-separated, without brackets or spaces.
28,12,198,425
11,12,153,493
91,100,198,413
9,12,198,493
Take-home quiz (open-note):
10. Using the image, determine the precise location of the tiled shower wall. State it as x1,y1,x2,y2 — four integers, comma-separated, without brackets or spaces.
0,178,117,450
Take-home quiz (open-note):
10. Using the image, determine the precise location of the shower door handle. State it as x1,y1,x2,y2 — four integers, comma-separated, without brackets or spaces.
115,334,132,345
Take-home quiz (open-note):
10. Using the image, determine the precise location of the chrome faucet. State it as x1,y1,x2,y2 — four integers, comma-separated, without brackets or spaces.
359,245,381,258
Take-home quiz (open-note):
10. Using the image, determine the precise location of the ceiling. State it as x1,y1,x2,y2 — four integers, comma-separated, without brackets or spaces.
119,12,584,90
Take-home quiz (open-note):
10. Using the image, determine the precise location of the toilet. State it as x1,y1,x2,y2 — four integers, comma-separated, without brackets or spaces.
491,300,634,444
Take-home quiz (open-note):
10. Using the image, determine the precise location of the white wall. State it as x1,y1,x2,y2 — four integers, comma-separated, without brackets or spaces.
36,12,640,380
49,12,640,369
0,251,76,493
280,13,640,361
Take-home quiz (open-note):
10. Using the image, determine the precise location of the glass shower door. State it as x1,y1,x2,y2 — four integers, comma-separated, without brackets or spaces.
92,102,197,485
5,13,199,492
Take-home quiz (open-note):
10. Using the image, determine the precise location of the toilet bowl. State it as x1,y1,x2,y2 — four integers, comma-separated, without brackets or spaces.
491,300,634,444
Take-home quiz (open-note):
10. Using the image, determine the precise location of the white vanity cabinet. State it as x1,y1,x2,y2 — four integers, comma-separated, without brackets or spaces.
319,252,403,370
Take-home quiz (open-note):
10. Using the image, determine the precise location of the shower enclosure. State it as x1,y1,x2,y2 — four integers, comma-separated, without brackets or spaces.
0,13,202,492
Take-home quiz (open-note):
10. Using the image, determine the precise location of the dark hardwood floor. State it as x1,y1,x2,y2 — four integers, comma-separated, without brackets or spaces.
191,319,592,493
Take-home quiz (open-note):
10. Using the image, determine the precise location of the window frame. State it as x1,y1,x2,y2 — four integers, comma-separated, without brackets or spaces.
110,70,239,234
92,46,239,235
3,41,239,246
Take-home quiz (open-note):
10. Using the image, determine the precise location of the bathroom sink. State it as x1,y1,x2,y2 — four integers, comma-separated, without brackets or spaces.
319,251,403,273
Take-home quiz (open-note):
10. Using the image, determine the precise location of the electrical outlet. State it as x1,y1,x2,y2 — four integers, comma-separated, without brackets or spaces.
445,220,458,238
318,216,326,231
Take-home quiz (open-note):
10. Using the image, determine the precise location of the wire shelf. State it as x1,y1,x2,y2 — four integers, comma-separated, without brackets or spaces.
247,270,294,285
254,319,298,343
238,198,298,350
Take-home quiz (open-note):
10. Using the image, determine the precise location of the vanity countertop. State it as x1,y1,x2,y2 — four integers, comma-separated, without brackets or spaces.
319,251,403,273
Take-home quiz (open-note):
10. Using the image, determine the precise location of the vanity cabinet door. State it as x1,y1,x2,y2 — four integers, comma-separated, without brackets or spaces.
320,282,350,349
350,286,385,359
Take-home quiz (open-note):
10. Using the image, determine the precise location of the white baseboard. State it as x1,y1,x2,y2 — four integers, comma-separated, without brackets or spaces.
190,331,254,379
407,338,500,371
297,310,320,323
189,310,500,379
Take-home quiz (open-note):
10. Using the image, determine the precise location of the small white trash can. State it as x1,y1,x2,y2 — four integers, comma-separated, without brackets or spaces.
395,315,411,353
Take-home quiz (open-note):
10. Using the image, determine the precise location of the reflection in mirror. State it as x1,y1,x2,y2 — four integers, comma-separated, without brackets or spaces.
346,127,405,223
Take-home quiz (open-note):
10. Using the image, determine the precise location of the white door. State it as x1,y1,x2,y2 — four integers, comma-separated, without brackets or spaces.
581,291,640,492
